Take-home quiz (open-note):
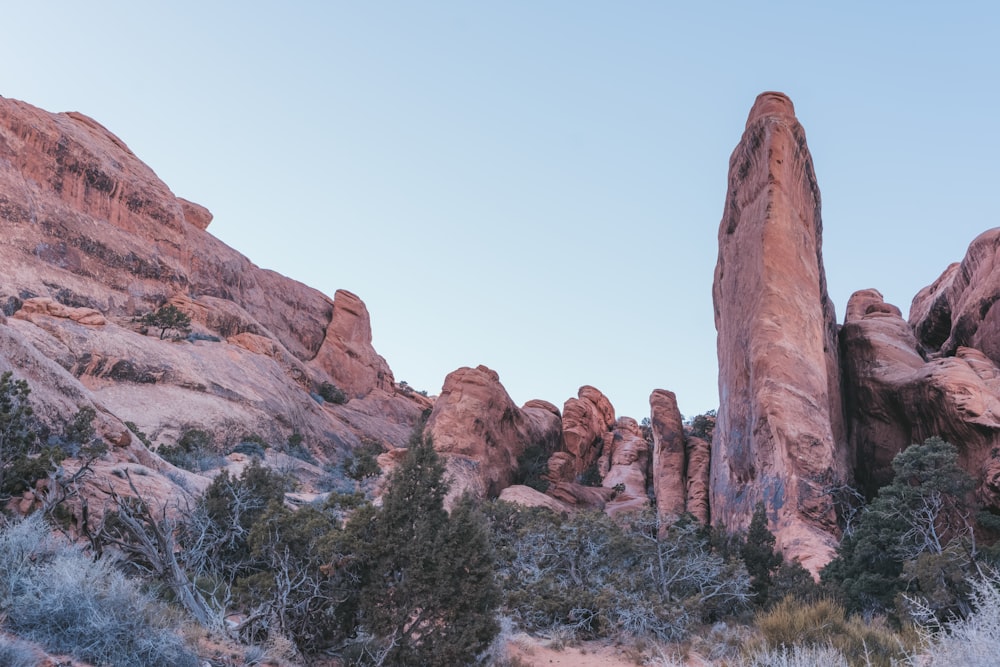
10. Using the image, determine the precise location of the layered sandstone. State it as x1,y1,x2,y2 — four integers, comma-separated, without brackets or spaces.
843,288,1000,508
712,92,848,571
649,389,711,524
425,365,563,506
911,228,1000,365
0,95,428,519
650,389,686,520
559,386,616,480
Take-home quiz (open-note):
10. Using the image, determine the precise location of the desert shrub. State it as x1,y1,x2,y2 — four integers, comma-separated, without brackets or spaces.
822,437,977,620
125,421,153,447
186,331,221,342
284,431,317,465
317,463,355,494
237,499,363,655
0,635,41,667
232,440,267,458
138,304,191,339
513,442,551,492
158,428,225,471
754,597,912,667
0,513,197,667
343,438,384,481
188,460,291,577
686,409,717,442
742,502,783,607
739,644,850,667
909,569,1000,666
487,504,750,642
0,371,41,497
318,381,348,405
347,431,500,665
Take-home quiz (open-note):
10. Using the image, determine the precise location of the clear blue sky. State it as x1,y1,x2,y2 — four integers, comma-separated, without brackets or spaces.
3,2,998,420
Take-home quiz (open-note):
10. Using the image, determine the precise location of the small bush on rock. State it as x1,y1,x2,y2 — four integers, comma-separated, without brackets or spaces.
318,381,348,404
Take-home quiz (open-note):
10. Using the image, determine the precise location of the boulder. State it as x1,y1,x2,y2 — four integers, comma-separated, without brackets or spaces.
712,92,849,572
498,484,571,513
425,365,562,506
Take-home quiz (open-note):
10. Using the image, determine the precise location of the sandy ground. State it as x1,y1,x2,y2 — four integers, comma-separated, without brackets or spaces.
506,634,662,667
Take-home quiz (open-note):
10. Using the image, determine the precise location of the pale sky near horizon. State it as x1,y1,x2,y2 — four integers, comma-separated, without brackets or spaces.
2,2,998,421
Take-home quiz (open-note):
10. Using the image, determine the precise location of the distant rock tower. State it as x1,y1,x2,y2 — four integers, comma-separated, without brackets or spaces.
711,92,849,573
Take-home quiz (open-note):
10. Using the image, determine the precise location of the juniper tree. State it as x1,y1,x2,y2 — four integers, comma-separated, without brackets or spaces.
742,501,782,607
354,429,499,665
822,437,976,618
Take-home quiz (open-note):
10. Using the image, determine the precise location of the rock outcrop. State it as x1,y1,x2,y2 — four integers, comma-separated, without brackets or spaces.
712,92,849,571
843,284,1000,509
650,389,687,520
0,95,429,518
312,289,395,399
425,366,562,506
911,228,1000,366
600,417,651,516
558,386,616,480
649,389,710,523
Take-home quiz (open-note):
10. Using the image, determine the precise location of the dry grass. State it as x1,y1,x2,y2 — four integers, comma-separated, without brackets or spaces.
753,597,915,667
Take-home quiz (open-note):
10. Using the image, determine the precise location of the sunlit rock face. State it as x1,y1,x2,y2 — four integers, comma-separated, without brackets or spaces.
712,92,849,573
425,365,563,507
0,95,431,524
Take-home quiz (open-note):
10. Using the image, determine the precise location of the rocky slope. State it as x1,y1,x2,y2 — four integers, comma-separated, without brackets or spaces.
0,95,430,518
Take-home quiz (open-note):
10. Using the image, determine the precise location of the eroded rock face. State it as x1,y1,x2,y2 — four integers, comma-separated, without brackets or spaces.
0,96,430,521
911,228,1000,365
685,435,711,524
650,389,687,520
601,417,651,516
844,288,1000,509
712,92,849,572
648,389,711,524
312,289,395,399
560,385,616,480
425,365,562,506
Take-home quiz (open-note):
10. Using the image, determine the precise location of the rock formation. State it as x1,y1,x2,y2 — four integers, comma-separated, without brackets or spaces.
600,417,651,516
650,389,687,520
557,385,616,480
712,92,849,571
0,95,428,518
425,365,562,506
843,281,1000,509
911,228,1000,365
649,389,710,523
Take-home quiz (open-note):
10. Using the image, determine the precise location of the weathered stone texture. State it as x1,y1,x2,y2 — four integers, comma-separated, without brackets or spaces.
712,92,848,572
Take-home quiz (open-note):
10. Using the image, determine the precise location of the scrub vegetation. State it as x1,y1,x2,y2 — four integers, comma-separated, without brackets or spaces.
1,372,1000,665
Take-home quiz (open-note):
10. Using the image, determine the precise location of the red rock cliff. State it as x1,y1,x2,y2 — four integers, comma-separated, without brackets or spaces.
712,92,849,572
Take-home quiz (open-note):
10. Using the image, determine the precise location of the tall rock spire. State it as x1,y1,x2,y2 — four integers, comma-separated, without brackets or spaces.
711,92,848,572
